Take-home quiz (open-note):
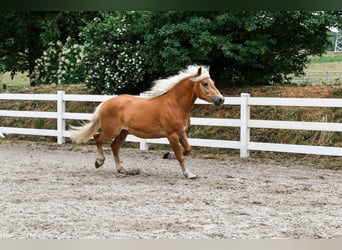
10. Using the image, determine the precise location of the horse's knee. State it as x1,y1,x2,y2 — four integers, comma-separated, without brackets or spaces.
183,147,191,156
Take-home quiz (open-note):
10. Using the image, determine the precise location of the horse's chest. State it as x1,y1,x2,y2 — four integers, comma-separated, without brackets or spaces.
166,115,190,132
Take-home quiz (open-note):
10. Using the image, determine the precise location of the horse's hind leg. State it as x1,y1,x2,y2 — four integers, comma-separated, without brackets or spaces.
110,130,141,175
111,130,128,173
93,132,107,168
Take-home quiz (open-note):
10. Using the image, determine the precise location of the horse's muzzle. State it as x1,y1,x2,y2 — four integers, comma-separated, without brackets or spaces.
212,95,225,106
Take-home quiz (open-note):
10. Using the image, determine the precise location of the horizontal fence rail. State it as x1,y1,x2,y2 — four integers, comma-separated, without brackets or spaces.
0,91,341,157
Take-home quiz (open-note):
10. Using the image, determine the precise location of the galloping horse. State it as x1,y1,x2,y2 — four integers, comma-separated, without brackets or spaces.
70,65,224,179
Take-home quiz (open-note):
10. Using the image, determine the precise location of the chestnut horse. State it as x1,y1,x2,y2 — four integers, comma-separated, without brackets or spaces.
70,65,224,179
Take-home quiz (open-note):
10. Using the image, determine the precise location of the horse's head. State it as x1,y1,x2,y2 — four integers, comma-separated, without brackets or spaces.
192,66,224,106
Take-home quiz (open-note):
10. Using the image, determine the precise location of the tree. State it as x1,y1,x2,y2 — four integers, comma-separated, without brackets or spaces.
39,11,99,47
79,12,146,94
6,11,339,92
0,11,98,86
140,11,215,83
33,11,100,86
33,37,87,85
139,11,338,86
0,12,47,85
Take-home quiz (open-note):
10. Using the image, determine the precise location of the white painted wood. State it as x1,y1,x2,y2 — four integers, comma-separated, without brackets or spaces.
240,93,250,157
127,135,146,143
0,93,57,101
190,117,240,127
188,138,240,149
63,112,92,120
0,127,57,136
0,110,57,118
57,91,65,144
249,97,342,107
145,138,169,144
195,97,241,105
139,140,149,150
62,94,113,102
249,120,342,132
1,92,341,158
249,142,342,156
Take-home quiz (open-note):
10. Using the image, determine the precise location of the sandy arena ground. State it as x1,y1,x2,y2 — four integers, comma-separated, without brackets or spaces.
0,143,341,239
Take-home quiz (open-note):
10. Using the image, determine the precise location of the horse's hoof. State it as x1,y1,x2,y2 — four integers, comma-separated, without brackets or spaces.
95,161,100,168
163,152,170,159
95,160,103,168
186,173,198,179
163,152,176,159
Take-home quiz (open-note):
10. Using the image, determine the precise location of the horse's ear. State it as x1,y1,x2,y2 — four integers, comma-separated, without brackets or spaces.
197,67,202,76
207,65,210,72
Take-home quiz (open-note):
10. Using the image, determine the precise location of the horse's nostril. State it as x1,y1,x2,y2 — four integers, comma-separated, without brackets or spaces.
213,96,224,106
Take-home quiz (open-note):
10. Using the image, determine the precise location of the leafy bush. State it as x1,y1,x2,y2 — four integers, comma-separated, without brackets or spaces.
33,12,145,95
33,37,86,85
32,11,339,92
80,13,145,94
0,63,5,74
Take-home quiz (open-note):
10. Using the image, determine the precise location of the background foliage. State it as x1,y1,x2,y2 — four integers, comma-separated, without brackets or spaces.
34,37,86,85
80,12,145,94
1,11,342,94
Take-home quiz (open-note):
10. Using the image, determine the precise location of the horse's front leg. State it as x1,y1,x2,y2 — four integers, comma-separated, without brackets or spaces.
163,131,191,159
179,131,191,156
167,133,197,179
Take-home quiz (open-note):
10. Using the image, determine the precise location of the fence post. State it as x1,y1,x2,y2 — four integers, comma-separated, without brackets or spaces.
140,139,149,150
138,93,149,150
57,91,65,144
240,93,250,157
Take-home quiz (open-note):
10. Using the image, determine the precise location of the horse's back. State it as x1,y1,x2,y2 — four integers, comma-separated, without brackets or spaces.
100,94,167,138
101,94,139,111
105,94,137,104
100,94,152,119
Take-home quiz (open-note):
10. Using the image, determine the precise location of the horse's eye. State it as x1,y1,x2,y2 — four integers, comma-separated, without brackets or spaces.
202,82,209,88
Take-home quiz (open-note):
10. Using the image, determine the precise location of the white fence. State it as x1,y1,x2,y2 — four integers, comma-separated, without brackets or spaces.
1,91,342,157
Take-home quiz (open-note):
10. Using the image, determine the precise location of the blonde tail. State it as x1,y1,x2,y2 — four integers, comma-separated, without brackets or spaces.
69,103,103,144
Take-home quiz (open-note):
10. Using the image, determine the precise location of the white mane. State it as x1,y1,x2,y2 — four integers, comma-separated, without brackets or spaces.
142,65,210,99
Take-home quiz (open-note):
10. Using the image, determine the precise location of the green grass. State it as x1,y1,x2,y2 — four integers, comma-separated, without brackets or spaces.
0,51,342,90
0,72,30,91
309,52,342,64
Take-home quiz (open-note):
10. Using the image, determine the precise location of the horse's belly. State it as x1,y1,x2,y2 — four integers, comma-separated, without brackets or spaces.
127,126,165,139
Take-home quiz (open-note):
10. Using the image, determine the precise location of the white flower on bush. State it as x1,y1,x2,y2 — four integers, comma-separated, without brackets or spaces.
35,13,146,94
33,36,86,85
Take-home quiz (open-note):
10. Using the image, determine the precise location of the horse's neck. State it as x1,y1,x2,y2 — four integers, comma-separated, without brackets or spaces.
167,79,197,114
